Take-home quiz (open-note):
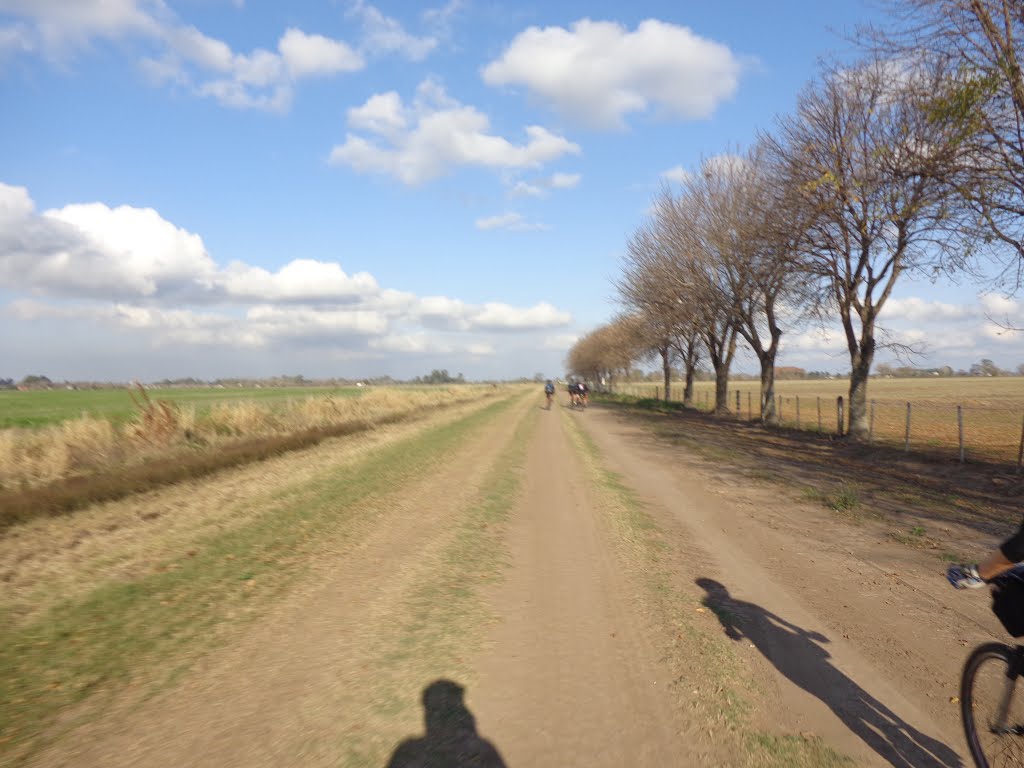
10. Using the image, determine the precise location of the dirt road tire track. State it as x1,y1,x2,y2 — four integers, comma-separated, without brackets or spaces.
469,400,689,766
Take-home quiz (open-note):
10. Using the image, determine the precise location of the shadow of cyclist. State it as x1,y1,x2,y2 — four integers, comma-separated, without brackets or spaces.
386,679,507,768
696,578,963,768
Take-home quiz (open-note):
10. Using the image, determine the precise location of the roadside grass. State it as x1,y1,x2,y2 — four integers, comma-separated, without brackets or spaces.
339,398,533,766
600,396,1016,570
0,386,363,429
0,393,520,765
800,482,863,517
0,387,496,528
561,414,851,767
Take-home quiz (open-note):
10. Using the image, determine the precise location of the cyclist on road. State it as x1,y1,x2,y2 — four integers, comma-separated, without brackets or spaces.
947,521,1024,588
567,380,580,408
544,379,555,410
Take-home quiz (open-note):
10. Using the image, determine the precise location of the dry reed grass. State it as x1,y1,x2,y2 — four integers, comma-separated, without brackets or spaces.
0,386,497,524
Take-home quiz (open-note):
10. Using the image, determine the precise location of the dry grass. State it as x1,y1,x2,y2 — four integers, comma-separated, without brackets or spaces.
616,377,1024,465
0,386,501,528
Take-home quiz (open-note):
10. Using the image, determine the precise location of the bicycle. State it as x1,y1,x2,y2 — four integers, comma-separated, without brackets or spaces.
959,566,1024,766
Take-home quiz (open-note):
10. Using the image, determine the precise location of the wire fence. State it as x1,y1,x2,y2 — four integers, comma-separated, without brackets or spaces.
612,382,1024,470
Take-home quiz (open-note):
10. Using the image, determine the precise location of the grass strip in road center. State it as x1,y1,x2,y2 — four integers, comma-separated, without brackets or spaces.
561,413,851,767
339,401,534,767
0,393,522,766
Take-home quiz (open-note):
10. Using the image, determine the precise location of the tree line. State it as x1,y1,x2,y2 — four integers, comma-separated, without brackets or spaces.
568,0,1024,440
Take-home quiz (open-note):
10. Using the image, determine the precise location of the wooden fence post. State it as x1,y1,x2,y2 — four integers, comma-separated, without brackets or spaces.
868,400,875,445
958,405,964,464
778,395,783,422
748,391,752,421
837,396,844,437
655,386,659,401
736,389,741,417
1017,415,1024,474
817,397,822,432
904,402,912,452
796,396,801,429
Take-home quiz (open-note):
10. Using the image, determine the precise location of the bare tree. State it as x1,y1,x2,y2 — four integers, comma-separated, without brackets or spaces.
618,209,703,404
660,166,742,414
864,0,1024,288
566,315,646,391
691,144,813,424
768,56,970,439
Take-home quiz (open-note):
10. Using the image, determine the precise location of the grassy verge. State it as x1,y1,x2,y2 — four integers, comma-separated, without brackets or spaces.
599,396,1017,566
340,397,534,766
0,387,365,429
0,393,521,765
560,413,851,767
0,390,495,531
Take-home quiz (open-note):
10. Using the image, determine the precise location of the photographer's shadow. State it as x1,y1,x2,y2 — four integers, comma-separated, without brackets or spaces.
387,679,507,768
697,578,962,768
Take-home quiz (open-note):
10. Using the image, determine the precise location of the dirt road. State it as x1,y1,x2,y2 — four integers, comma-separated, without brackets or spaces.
12,391,989,766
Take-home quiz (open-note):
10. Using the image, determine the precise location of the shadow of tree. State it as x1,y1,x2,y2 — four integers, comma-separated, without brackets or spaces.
600,399,1021,544
386,679,507,768
697,578,963,768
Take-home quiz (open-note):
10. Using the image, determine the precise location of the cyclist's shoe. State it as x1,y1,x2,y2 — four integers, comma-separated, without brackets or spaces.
947,563,986,589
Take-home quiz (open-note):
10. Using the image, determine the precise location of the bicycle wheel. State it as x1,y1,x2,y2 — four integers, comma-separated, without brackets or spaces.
962,642,1024,767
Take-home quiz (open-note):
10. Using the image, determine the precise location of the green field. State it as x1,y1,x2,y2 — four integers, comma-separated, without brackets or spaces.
0,386,363,429
614,377,1024,465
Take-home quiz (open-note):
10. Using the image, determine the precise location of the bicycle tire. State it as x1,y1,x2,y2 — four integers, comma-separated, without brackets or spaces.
961,641,1024,767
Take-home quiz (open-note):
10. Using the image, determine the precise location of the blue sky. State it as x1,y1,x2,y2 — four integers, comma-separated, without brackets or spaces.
1,0,1021,382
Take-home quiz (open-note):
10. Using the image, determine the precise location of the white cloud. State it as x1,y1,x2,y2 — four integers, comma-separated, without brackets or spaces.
157,25,362,111
509,181,545,198
246,305,388,337
468,342,495,355
549,172,581,189
0,184,218,299
0,181,574,363
329,79,580,184
422,0,463,38
471,302,570,330
369,334,452,354
881,297,974,322
278,28,363,78
411,296,570,331
0,3,362,110
475,212,549,232
661,165,691,184
507,172,580,198
0,0,161,57
218,260,379,303
348,0,436,61
980,292,1020,317
542,333,579,350
0,22,32,56
9,299,265,347
482,18,745,129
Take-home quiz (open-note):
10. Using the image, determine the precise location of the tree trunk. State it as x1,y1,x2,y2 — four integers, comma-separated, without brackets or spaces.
661,346,671,402
714,370,729,413
759,351,778,424
712,328,737,414
847,334,875,440
683,365,695,407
